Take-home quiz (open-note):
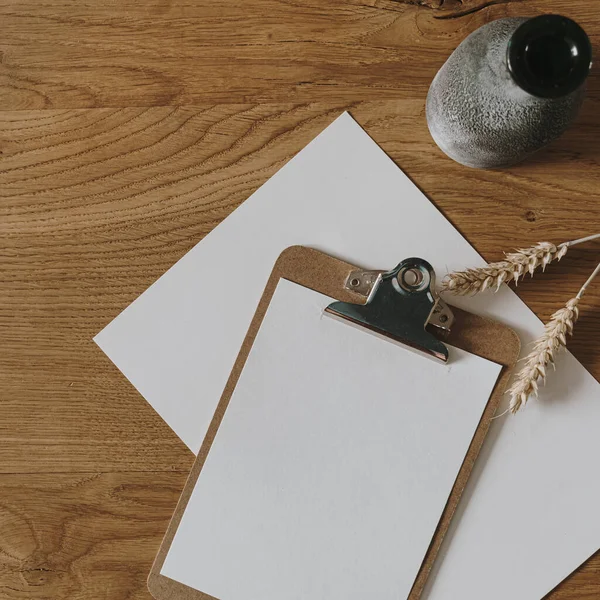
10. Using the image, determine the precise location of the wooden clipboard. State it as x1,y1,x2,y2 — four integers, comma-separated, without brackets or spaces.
148,245,521,600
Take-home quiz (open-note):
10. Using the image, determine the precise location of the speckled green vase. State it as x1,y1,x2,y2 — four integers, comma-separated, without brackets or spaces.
426,15,592,169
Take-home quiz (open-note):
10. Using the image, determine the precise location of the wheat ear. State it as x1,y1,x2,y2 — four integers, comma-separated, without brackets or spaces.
442,233,600,295
508,298,579,413
508,259,600,414
442,242,567,295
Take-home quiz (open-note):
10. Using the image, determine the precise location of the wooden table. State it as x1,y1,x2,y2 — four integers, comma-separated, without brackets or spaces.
1,1,598,598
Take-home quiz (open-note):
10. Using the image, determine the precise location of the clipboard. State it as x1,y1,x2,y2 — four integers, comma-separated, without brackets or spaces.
148,245,521,600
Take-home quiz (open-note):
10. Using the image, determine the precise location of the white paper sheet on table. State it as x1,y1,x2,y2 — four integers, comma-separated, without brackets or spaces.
95,112,600,599
161,280,503,600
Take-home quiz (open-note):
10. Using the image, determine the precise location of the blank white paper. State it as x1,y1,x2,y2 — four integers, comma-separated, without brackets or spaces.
161,280,502,600
95,112,600,599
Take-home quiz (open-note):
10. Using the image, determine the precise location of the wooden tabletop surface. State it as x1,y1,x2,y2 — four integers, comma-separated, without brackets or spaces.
1,1,599,598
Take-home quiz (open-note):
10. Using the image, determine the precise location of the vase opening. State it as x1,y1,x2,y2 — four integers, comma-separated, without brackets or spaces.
507,15,592,99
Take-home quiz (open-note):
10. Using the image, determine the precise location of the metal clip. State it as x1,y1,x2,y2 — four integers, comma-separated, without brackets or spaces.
327,258,454,362
345,269,385,299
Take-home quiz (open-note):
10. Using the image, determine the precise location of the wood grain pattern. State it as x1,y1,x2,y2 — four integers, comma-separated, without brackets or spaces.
0,473,187,599
0,0,599,108
1,0,599,598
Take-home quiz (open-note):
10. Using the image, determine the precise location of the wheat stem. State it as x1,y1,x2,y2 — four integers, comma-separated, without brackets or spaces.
577,261,600,299
563,232,600,248
508,258,599,414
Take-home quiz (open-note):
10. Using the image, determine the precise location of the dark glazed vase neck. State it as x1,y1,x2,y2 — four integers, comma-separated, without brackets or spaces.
507,15,592,98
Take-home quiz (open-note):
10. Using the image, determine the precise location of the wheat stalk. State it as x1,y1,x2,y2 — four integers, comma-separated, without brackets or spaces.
442,233,600,295
442,242,567,294
508,298,579,413
508,259,600,414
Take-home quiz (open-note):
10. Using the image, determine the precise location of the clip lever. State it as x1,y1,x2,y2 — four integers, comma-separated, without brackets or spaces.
325,258,454,362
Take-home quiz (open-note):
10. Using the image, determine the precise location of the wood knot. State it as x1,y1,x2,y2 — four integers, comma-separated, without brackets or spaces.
374,0,517,19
